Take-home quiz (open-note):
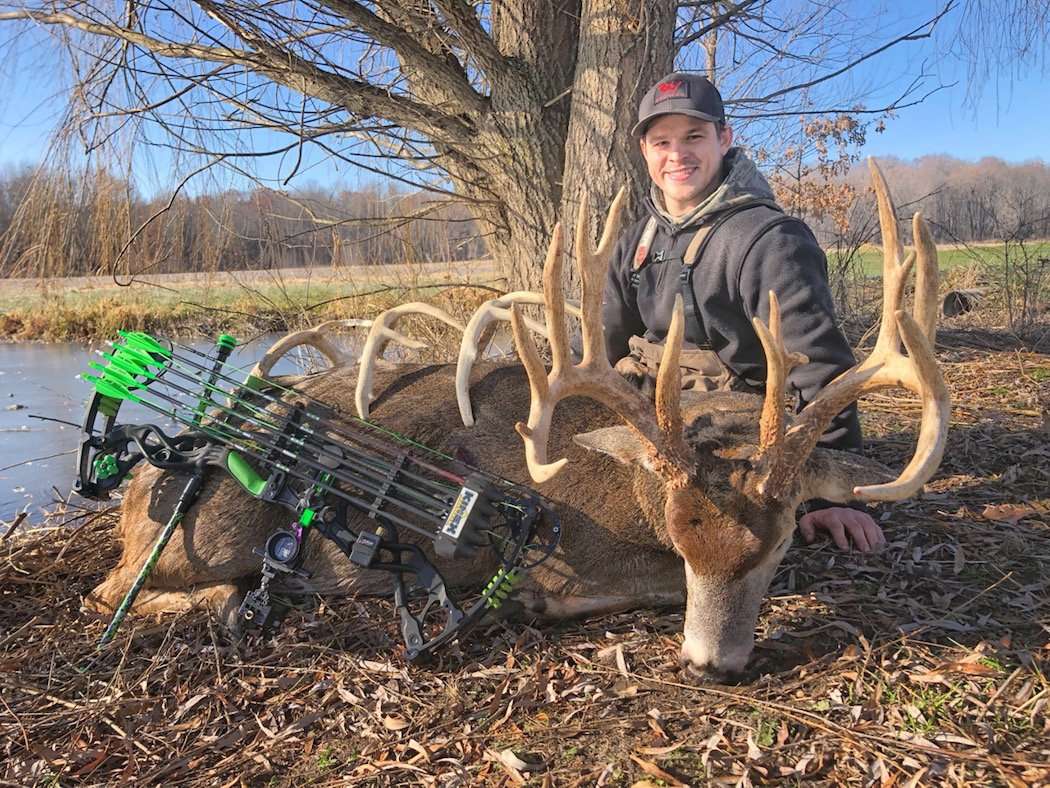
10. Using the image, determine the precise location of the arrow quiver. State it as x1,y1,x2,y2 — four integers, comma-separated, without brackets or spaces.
75,331,560,660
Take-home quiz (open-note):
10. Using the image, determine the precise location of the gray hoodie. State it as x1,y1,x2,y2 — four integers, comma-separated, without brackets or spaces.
603,148,862,453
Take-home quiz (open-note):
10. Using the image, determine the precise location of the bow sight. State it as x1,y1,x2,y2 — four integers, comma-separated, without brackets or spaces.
75,331,560,659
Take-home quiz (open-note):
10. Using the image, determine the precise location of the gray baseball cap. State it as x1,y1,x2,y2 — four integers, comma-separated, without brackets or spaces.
632,72,726,138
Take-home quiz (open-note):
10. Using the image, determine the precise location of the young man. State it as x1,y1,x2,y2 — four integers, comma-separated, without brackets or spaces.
602,72,884,552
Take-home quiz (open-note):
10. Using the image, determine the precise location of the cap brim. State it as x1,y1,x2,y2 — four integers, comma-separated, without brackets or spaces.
632,109,724,138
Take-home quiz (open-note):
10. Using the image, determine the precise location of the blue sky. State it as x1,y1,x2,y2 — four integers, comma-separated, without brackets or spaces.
0,2,1046,192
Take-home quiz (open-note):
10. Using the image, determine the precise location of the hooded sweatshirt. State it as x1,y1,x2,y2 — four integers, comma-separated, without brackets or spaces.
602,148,862,453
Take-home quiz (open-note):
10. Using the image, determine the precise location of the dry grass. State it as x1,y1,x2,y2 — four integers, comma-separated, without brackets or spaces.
1,336,1049,786
0,280,501,345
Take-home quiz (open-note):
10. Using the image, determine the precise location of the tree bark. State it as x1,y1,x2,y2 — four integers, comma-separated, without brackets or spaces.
443,0,676,293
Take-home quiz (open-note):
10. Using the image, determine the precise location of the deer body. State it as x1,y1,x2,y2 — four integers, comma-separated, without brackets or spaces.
86,363,687,627
86,161,948,680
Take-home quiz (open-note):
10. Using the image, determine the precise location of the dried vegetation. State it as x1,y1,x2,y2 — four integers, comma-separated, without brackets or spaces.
1,327,1049,786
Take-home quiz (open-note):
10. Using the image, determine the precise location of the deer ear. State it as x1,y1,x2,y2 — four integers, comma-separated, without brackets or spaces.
573,426,650,466
800,448,898,503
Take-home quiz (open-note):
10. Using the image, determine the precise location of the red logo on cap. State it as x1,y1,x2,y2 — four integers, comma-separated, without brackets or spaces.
658,80,686,96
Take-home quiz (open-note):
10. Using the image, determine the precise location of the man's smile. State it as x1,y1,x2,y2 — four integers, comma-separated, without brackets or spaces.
664,166,698,182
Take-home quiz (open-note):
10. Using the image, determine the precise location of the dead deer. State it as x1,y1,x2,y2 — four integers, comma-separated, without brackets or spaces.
84,160,949,681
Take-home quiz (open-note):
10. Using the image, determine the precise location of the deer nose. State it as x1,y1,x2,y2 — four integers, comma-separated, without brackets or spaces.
678,653,745,685
679,640,751,683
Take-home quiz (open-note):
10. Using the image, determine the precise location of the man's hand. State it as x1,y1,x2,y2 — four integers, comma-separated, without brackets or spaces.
799,507,885,553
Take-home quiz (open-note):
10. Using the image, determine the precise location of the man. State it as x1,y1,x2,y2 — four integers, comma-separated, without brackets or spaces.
602,72,884,553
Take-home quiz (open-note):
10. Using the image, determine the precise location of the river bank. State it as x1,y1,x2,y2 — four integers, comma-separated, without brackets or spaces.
0,261,504,343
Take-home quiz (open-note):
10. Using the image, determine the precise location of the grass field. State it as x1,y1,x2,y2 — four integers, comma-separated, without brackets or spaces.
829,240,1050,277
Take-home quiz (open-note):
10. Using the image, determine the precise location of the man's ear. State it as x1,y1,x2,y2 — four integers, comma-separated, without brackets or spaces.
719,124,734,155
573,426,650,466
799,447,897,503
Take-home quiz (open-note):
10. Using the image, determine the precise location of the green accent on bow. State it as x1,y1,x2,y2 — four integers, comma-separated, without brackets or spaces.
93,454,120,480
483,568,522,609
226,451,267,497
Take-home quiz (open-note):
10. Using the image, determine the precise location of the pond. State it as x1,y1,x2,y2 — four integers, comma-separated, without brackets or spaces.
0,336,318,525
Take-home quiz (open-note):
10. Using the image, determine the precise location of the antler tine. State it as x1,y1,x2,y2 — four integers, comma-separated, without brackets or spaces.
512,191,693,486
757,161,950,502
456,291,581,426
913,211,938,343
752,292,809,462
656,296,685,440
853,307,949,499
250,327,354,381
869,157,914,356
578,186,628,365
355,302,465,419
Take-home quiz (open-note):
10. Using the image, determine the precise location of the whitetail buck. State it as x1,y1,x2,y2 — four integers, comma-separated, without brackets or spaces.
84,161,949,681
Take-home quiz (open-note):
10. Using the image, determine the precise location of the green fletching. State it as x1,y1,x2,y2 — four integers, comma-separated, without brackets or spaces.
112,341,166,370
85,374,138,402
100,350,155,381
89,360,140,390
217,334,237,351
120,331,171,358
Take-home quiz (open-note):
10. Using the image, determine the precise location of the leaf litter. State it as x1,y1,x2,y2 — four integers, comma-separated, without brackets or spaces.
1,338,1048,786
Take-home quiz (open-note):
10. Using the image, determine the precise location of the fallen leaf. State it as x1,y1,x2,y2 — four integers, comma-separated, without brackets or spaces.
382,715,410,731
982,503,1040,524
943,660,999,676
629,754,687,787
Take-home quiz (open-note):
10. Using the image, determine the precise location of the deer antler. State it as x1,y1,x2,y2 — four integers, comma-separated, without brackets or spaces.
355,303,465,419
455,292,582,426
754,158,950,502
511,188,693,487
250,319,368,380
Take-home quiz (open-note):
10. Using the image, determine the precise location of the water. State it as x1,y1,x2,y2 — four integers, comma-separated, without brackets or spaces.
0,336,311,524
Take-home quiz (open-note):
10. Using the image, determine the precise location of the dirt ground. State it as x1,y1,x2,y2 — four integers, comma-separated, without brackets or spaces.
1,322,1048,786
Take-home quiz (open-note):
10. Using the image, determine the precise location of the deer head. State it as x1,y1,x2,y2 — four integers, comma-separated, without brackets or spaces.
511,159,950,681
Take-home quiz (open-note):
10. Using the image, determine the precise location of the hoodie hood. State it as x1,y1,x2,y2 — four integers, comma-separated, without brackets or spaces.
647,148,779,232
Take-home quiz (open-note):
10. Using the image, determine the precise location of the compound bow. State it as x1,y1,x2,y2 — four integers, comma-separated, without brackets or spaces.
74,331,560,660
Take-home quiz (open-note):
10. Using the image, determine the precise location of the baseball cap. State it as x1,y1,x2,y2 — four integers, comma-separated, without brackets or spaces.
632,72,726,138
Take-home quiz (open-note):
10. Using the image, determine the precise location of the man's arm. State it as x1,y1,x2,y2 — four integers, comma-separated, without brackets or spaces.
732,219,861,451
733,220,883,551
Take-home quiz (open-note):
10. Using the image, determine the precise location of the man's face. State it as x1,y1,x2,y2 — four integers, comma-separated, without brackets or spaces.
640,115,733,216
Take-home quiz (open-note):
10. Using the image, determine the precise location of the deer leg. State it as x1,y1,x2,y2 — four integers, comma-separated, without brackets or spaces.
84,577,241,622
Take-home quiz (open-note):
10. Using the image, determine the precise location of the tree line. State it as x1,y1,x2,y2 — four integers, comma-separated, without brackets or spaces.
0,163,486,279
808,155,1050,247
1,154,1048,280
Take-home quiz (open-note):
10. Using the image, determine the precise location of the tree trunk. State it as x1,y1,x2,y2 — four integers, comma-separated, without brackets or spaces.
444,0,675,294
558,0,676,294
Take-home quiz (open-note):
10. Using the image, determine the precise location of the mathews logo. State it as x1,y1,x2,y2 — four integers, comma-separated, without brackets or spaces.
653,80,689,104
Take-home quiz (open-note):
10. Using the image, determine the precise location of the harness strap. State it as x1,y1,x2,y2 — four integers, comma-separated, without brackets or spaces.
678,224,712,334
632,217,659,270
